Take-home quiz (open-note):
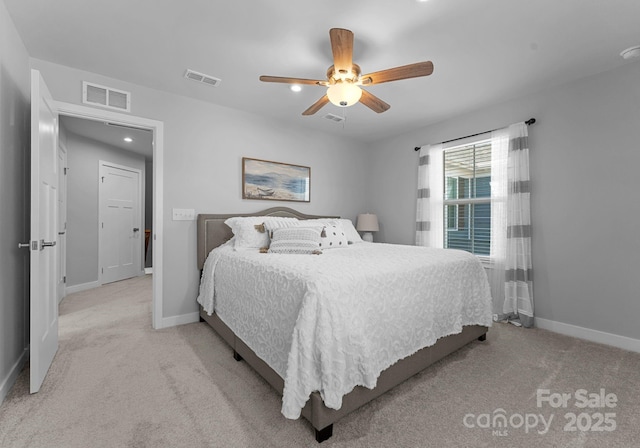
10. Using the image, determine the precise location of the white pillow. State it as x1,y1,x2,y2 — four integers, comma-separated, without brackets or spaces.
268,226,323,254
225,216,298,250
263,218,312,238
300,218,362,244
318,224,348,249
337,218,363,244
304,218,339,226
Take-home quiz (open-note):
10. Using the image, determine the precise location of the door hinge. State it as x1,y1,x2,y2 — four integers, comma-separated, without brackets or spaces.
63,276,66,283
64,167,68,175
101,267,104,274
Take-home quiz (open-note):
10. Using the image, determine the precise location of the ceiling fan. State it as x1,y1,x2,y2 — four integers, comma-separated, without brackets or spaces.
259,28,434,116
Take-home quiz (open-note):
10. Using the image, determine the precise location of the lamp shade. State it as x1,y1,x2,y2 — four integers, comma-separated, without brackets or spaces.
356,213,379,232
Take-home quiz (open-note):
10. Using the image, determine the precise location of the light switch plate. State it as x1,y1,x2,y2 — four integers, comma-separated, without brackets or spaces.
172,208,195,221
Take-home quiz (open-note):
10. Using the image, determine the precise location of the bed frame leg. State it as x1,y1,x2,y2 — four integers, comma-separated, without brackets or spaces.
315,424,333,443
233,350,243,362
478,333,487,341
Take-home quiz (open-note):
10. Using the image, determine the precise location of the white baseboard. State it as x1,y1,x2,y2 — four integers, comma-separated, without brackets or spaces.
144,267,153,275
160,312,200,329
0,348,28,405
535,317,640,354
65,280,100,295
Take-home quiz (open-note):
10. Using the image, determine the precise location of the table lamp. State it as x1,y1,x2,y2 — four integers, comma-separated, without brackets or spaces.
356,213,379,242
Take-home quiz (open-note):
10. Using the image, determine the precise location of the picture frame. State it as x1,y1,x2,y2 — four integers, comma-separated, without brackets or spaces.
242,157,311,202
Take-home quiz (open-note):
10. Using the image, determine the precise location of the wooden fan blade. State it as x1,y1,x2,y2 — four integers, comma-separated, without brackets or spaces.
329,28,354,73
359,89,390,113
302,95,330,116
259,75,325,85
361,61,434,85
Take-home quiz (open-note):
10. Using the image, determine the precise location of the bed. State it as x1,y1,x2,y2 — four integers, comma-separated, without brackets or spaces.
196,206,492,442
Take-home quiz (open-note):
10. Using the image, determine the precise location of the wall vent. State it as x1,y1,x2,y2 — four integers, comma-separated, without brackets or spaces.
82,82,131,112
323,113,345,123
184,69,221,87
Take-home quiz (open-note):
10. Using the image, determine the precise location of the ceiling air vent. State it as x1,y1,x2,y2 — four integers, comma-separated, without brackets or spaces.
184,69,221,87
82,82,131,112
323,113,345,123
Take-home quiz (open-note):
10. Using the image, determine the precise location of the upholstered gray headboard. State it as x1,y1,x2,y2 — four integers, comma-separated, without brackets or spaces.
197,206,338,270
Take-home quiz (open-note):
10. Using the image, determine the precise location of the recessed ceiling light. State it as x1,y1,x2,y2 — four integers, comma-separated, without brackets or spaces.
124,137,133,143
620,46,640,60
290,85,302,93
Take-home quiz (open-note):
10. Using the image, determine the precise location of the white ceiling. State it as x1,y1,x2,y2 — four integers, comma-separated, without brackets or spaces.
60,116,153,159
5,0,640,143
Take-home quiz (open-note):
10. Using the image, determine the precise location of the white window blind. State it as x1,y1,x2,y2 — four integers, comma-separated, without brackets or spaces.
443,139,491,256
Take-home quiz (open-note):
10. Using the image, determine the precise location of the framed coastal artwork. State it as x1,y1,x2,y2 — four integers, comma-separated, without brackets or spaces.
242,157,310,202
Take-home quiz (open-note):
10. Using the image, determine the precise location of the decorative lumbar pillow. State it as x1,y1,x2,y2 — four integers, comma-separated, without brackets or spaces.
225,216,298,250
319,224,348,249
267,226,323,254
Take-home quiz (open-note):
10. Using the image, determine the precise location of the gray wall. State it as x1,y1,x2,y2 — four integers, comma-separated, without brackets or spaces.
62,127,146,287
0,0,30,402
367,61,640,341
31,58,369,320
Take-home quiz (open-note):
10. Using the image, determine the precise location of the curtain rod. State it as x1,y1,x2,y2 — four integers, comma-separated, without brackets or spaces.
413,118,536,151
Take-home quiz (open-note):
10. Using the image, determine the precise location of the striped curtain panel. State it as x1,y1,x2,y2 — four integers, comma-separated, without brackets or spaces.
490,122,534,327
505,123,534,326
415,144,443,247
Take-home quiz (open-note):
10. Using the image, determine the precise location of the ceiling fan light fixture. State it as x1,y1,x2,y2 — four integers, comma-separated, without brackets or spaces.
620,46,640,60
327,82,362,107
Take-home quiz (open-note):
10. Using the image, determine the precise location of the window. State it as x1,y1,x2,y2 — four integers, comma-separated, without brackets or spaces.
443,140,491,256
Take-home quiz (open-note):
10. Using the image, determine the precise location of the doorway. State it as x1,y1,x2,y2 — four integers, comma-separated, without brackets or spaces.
57,141,67,304
55,101,164,330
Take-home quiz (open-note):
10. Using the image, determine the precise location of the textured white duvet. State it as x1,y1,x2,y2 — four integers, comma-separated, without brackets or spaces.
197,242,492,419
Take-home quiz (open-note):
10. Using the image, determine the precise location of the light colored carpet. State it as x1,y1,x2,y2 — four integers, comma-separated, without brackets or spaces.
1,274,639,447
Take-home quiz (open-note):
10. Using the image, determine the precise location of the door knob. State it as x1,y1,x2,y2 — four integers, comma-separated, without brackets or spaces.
18,242,30,249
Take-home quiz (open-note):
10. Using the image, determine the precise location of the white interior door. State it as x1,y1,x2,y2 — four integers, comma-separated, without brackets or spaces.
57,142,67,303
100,163,142,284
30,69,59,394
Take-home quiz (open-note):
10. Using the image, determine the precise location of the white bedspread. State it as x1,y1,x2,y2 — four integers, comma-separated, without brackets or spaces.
197,242,492,419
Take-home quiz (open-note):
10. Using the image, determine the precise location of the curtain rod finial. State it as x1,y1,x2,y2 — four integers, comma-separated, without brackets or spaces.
414,146,421,152
525,118,536,125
